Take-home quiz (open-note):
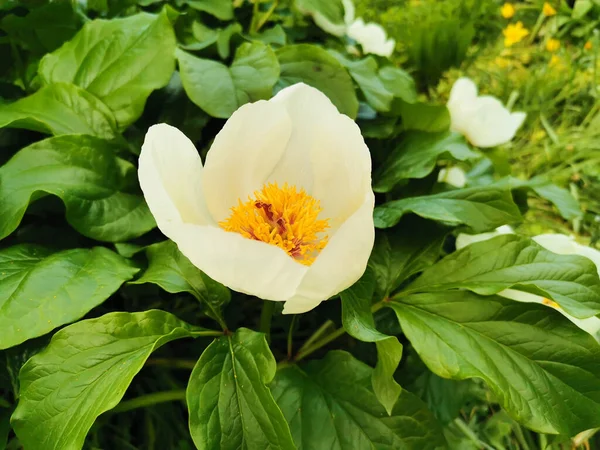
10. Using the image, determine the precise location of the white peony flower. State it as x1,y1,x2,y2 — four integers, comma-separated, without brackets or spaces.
447,77,526,148
303,0,395,57
138,83,375,314
456,229,600,339
437,166,467,188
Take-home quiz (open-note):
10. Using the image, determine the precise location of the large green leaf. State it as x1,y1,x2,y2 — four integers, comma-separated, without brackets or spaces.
11,310,216,450
271,351,447,450
389,291,600,436
329,50,393,112
0,244,138,350
276,44,359,118
368,217,448,299
187,328,295,450
379,66,417,104
374,187,522,231
295,0,345,35
394,101,450,133
0,83,117,138
177,42,279,118
132,241,230,329
405,234,600,319
340,271,403,415
38,10,176,128
0,135,156,242
374,131,478,193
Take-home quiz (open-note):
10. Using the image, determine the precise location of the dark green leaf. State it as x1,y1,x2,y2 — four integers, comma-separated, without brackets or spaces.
0,244,138,350
374,131,478,193
271,351,447,450
0,406,11,449
0,83,117,138
394,101,450,133
379,66,417,104
11,310,213,450
132,241,230,329
187,328,295,450
406,234,600,319
369,217,448,298
374,187,522,231
39,10,176,128
340,271,402,414
329,50,393,112
0,135,156,242
184,0,233,20
389,290,600,435
276,44,359,118
177,41,279,118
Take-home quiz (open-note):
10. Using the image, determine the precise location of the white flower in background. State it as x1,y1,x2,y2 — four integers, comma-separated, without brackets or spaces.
303,0,395,57
447,77,526,148
138,83,375,314
457,229,600,339
437,166,467,188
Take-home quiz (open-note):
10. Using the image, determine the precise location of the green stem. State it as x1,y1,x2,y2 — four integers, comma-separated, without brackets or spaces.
294,327,346,362
527,12,545,45
454,419,495,450
191,330,224,338
249,0,261,34
287,315,298,360
513,424,532,450
297,320,335,353
146,358,197,370
260,301,276,343
109,390,186,414
255,0,279,33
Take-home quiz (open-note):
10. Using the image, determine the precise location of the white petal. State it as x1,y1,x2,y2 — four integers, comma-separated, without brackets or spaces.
202,100,293,222
347,19,394,57
282,296,323,314
448,78,478,107
455,225,514,249
272,83,372,230
438,167,467,188
167,223,308,300
342,0,355,25
283,191,375,314
138,124,213,238
533,234,600,276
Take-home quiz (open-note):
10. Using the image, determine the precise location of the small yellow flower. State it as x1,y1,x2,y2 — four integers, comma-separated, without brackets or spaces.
549,54,561,66
501,3,516,19
503,21,529,47
543,2,557,16
585,40,593,50
531,129,547,142
546,38,560,52
495,56,512,68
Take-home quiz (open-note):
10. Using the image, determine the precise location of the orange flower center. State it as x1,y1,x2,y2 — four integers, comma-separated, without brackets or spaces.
219,183,329,266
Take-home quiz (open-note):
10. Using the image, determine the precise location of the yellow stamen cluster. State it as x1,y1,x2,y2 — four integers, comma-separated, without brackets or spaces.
220,183,329,266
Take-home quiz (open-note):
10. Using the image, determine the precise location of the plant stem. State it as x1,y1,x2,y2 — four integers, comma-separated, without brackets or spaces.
287,315,298,360
146,358,197,370
109,390,186,414
294,327,346,362
260,301,276,343
297,319,335,353
453,418,495,450
255,0,279,33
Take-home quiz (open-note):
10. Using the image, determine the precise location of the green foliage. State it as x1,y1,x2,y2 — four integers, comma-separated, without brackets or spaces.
0,0,598,449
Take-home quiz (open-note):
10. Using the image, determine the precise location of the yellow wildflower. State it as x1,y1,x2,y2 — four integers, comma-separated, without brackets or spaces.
543,2,557,16
585,40,593,50
503,22,529,47
501,3,515,19
546,38,560,52
549,54,561,67
494,56,511,68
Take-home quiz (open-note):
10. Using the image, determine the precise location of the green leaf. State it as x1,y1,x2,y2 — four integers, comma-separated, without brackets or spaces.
374,187,522,231
184,0,233,20
38,10,176,128
374,131,478,193
0,83,117,139
394,101,450,133
379,66,418,104
0,244,138,350
405,234,600,319
388,290,600,435
0,407,11,449
294,0,345,35
216,22,243,59
11,310,212,450
271,351,447,450
0,2,82,55
369,217,448,299
329,50,393,112
0,135,156,242
187,328,295,450
177,41,280,119
132,241,230,329
276,44,359,118
340,271,403,414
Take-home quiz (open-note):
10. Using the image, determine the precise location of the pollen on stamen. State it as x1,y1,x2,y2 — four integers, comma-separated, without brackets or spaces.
219,183,329,266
